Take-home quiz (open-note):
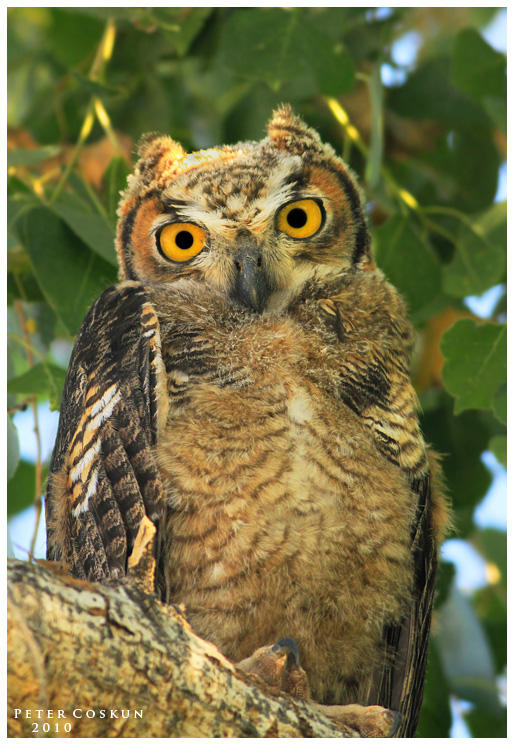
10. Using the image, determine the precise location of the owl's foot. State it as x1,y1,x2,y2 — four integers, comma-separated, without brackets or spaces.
313,703,400,738
236,637,310,699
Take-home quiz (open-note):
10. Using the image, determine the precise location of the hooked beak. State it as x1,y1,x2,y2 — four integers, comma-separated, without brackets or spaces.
232,244,272,313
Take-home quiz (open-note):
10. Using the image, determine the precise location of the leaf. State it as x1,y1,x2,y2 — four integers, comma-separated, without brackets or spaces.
492,382,506,425
441,320,506,414
16,206,117,336
420,392,493,536
389,58,491,128
451,28,506,102
7,415,20,481
443,202,506,298
8,459,48,517
51,191,117,266
435,583,500,712
102,156,130,226
466,708,506,738
416,641,452,737
7,362,66,408
443,226,505,299
489,435,506,468
434,560,455,610
217,8,354,95
472,585,507,675
472,528,506,591
373,215,441,319
7,146,60,167
47,8,104,68
151,7,213,57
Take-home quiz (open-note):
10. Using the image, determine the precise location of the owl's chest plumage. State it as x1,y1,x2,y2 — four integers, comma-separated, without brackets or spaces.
153,291,414,704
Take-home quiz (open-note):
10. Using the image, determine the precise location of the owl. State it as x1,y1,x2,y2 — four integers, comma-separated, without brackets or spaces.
45,105,448,737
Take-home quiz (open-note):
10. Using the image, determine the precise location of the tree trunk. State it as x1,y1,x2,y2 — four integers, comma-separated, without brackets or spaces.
7,558,352,738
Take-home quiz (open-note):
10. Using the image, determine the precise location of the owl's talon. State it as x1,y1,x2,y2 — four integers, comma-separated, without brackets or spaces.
236,638,310,699
315,703,401,738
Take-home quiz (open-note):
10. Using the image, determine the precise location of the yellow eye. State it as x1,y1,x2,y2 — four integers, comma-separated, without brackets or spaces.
158,223,206,262
277,199,324,239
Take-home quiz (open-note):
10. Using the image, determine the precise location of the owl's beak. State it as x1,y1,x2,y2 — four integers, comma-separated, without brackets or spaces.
232,245,272,313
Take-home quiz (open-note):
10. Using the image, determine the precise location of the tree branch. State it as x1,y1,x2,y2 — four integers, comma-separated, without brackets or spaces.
7,559,353,738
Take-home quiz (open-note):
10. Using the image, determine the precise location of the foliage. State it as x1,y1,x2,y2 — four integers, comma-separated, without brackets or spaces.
7,7,506,737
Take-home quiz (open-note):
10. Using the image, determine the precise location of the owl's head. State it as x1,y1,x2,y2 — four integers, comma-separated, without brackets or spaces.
117,105,371,313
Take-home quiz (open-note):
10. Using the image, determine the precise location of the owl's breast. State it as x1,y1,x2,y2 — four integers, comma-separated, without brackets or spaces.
156,312,414,703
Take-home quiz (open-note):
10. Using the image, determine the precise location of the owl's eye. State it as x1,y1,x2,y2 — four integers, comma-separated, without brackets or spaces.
157,223,206,262
277,199,324,239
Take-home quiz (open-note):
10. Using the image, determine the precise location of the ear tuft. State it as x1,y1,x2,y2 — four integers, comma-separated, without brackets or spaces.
267,104,323,154
136,132,185,162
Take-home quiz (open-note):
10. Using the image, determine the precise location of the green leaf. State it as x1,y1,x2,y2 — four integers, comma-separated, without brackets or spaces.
435,583,500,712
8,459,48,517
7,362,66,408
218,8,354,95
451,28,506,102
47,8,104,68
16,206,116,336
373,215,441,320
434,560,455,610
443,203,506,298
416,641,452,737
51,191,117,266
472,585,507,675
492,382,506,425
466,708,506,738
7,146,60,167
441,320,506,414
420,393,493,536
489,434,506,468
7,416,20,481
102,156,130,226
389,58,490,128
472,528,506,591
443,228,505,298
151,7,213,57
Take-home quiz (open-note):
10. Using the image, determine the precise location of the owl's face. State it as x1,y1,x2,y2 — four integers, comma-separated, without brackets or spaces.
117,106,370,313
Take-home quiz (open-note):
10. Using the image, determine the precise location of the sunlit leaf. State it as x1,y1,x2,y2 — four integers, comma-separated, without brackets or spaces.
7,362,66,408
441,320,506,414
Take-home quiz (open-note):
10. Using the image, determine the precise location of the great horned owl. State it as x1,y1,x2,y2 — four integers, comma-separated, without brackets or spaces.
46,105,448,737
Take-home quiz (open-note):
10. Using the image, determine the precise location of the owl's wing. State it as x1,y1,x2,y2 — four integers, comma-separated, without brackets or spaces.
375,472,438,737
46,282,167,582
330,294,443,737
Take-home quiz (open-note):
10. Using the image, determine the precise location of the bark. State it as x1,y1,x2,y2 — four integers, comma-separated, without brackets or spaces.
7,558,352,738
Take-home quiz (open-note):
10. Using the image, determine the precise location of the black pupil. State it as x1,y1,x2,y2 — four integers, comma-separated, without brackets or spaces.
287,207,308,229
176,230,194,250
